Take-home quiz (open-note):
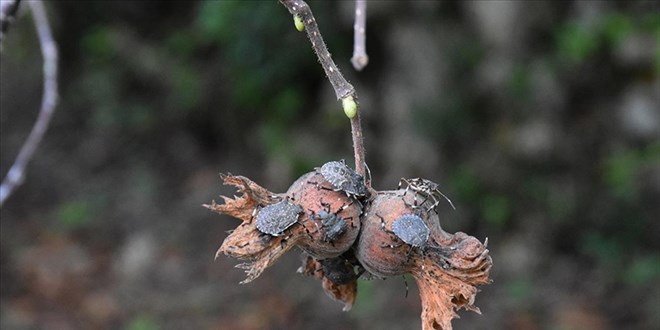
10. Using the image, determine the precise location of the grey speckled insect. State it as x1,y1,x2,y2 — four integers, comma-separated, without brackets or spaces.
311,201,352,242
319,160,368,198
255,200,303,236
319,210,348,242
391,214,430,248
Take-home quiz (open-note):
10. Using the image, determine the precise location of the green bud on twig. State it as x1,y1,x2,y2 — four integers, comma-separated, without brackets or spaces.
294,15,305,32
342,96,357,119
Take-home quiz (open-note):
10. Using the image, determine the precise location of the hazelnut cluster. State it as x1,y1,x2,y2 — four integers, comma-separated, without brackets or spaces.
205,161,492,329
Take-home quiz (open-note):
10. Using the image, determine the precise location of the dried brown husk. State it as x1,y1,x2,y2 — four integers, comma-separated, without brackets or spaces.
205,172,362,283
298,254,357,312
356,189,492,330
204,174,293,284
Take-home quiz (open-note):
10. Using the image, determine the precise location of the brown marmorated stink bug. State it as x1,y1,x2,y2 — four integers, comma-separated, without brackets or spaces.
318,160,369,199
255,199,304,236
391,214,430,249
399,177,455,211
309,200,354,243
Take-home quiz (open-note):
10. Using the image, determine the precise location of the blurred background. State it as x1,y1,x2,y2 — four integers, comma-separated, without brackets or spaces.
1,1,659,329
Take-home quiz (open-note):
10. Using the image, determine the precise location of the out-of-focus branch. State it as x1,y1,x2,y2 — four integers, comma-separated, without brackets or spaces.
350,0,368,71
0,0,22,50
278,0,366,179
0,0,58,207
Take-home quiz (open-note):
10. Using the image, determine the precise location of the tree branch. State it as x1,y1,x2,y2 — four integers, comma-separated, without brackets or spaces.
349,109,366,180
278,0,366,179
279,0,354,99
0,0,58,207
350,0,368,71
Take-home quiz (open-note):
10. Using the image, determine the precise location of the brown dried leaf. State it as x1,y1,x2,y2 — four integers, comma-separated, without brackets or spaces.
204,174,294,283
414,233,492,330
298,254,357,311
298,254,324,279
321,277,357,312
223,227,298,284
203,174,281,223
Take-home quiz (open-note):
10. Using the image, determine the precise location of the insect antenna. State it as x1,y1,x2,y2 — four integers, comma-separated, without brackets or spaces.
435,189,456,210
364,162,372,185
402,275,409,298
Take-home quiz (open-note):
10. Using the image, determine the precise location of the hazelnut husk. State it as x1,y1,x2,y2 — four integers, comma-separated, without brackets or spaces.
204,174,289,283
287,171,362,259
356,189,447,276
356,188,492,329
298,253,358,311
204,171,361,283
207,172,492,329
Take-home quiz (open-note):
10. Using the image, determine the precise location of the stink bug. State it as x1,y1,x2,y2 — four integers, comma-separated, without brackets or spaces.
318,160,368,198
255,200,303,236
319,210,348,242
399,177,455,211
391,214,430,249
309,200,353,243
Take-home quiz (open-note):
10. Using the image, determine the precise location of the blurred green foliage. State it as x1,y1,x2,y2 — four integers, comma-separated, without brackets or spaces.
623,255,660,286
582,232,660,287
56,199,93,230
481,194,511,227
506,278,533,303
603,143,660,201
602,13,634,45
507,64,531,101
62,0,318,171
127,315,159,330
556,11,660,66
81,26,114,62
353,279,377,315
556,22,600,64
171,64,202,112
582,232,625,270
194,0,316,165
450,168,482,202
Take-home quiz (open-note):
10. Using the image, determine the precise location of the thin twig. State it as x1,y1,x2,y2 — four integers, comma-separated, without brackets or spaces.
278,0,366,178
0,0,58,207
350,109,366,180
350,0,368,71
0,0,22,50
